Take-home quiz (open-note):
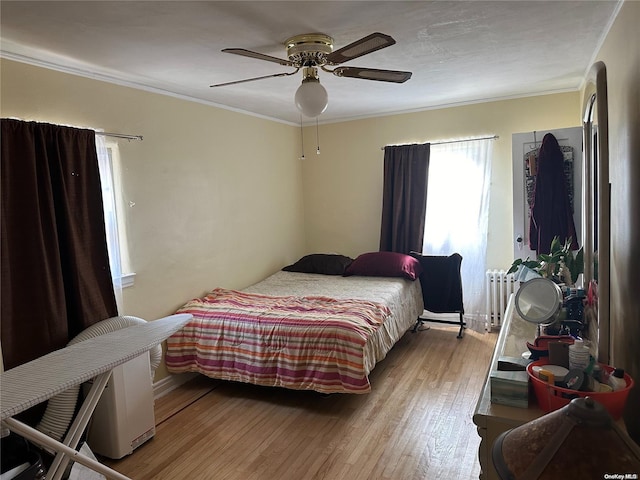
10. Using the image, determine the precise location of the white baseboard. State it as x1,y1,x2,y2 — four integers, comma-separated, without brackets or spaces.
152,372,198,400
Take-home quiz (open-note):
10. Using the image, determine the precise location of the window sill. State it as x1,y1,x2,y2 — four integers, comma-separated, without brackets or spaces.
121,273,136,288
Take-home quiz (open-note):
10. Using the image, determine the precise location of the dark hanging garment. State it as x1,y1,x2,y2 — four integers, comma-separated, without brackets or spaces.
529,133,579,254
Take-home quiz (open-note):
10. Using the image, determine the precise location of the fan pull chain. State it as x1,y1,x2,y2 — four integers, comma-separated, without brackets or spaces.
299,115,305,160
316,118,321,155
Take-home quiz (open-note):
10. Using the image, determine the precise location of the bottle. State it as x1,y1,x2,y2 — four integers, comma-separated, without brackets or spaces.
608,368,626,391
592,364,603,382
568,339,590,371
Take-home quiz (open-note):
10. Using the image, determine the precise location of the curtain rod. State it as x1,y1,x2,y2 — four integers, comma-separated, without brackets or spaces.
95,132,143,141
381,134,498,150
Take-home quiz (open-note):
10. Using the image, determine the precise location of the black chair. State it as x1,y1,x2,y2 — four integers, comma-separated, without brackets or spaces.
410,252,466,338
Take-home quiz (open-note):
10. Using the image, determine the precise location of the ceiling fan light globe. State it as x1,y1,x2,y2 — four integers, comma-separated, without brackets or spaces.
295,81,328,117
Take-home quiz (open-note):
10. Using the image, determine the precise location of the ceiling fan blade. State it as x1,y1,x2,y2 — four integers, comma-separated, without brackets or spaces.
222,48,294,67
332,66,412,83
325,33,396,64
210,69,299,88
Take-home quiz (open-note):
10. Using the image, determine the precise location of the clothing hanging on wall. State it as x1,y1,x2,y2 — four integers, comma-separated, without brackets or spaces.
525,142,575,214
529,133,579,254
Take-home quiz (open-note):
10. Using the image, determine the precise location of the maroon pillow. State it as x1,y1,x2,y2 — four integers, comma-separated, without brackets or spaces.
343,251,423,280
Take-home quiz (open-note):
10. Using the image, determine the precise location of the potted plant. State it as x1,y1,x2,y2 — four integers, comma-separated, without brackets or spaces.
508,236,584,286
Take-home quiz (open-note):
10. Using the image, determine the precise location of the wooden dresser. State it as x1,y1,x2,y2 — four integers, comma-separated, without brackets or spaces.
473,293,630,479
472,294,543,479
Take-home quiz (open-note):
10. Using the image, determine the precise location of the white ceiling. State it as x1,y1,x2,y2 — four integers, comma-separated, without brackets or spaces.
0,1,621,125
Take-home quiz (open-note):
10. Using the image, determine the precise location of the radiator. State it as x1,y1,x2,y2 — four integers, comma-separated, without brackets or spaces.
485,270,518,328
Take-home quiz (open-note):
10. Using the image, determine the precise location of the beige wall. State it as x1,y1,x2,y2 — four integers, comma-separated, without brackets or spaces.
2,2,638,434
0,60,582,383
0,59,306,325
590,0,640,440
301,93,581,270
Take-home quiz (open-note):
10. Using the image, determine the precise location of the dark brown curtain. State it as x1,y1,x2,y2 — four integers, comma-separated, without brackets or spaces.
1,119,118,370
379,143,430,253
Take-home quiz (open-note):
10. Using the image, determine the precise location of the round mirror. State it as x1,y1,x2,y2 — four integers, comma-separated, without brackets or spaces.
514,278,562,324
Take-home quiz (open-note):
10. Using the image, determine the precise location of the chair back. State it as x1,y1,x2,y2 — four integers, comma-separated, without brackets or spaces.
410,253,464,314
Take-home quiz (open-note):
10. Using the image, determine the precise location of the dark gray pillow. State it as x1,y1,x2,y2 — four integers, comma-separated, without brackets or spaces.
282,254,354,275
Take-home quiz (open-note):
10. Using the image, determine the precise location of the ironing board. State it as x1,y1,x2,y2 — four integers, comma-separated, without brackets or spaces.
1,313,192,480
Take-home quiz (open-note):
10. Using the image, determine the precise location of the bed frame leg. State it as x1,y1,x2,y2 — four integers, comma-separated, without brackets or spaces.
411,318,430,333
412,319,420,332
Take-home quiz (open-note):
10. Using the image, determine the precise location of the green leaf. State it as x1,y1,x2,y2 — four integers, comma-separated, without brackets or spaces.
572,248,584,283
507,259,523,274
550,253,563,263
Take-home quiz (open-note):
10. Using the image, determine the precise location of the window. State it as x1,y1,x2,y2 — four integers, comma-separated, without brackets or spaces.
96,136,134,299
422,138,493,326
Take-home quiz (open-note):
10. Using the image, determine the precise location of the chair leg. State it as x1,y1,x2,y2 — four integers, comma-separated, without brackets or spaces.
456,312,465,339
415,316,465,335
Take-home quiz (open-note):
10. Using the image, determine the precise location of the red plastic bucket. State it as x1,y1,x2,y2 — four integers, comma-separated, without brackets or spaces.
527,360,633,420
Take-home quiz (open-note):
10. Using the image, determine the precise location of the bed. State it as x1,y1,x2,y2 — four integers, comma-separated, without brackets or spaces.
165,252,425,394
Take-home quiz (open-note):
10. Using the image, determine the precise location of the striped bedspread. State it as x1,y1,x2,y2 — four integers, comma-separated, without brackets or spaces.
165,288,392,394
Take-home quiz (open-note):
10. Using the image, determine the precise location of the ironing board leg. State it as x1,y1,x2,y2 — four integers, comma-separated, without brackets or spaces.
1,370,131,480
2,417,131,480
48,371,112,480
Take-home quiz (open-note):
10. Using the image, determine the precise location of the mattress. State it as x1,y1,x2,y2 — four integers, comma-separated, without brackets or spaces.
243,271,424,375
166,271,424,393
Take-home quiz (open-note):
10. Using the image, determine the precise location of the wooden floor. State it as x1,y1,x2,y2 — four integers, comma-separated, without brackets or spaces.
104,325,497,480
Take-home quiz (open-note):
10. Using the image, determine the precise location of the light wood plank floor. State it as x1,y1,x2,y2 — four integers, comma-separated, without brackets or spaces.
104,325,497,479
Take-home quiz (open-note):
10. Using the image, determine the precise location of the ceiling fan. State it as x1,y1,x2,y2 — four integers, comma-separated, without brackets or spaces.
211,32,412,117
